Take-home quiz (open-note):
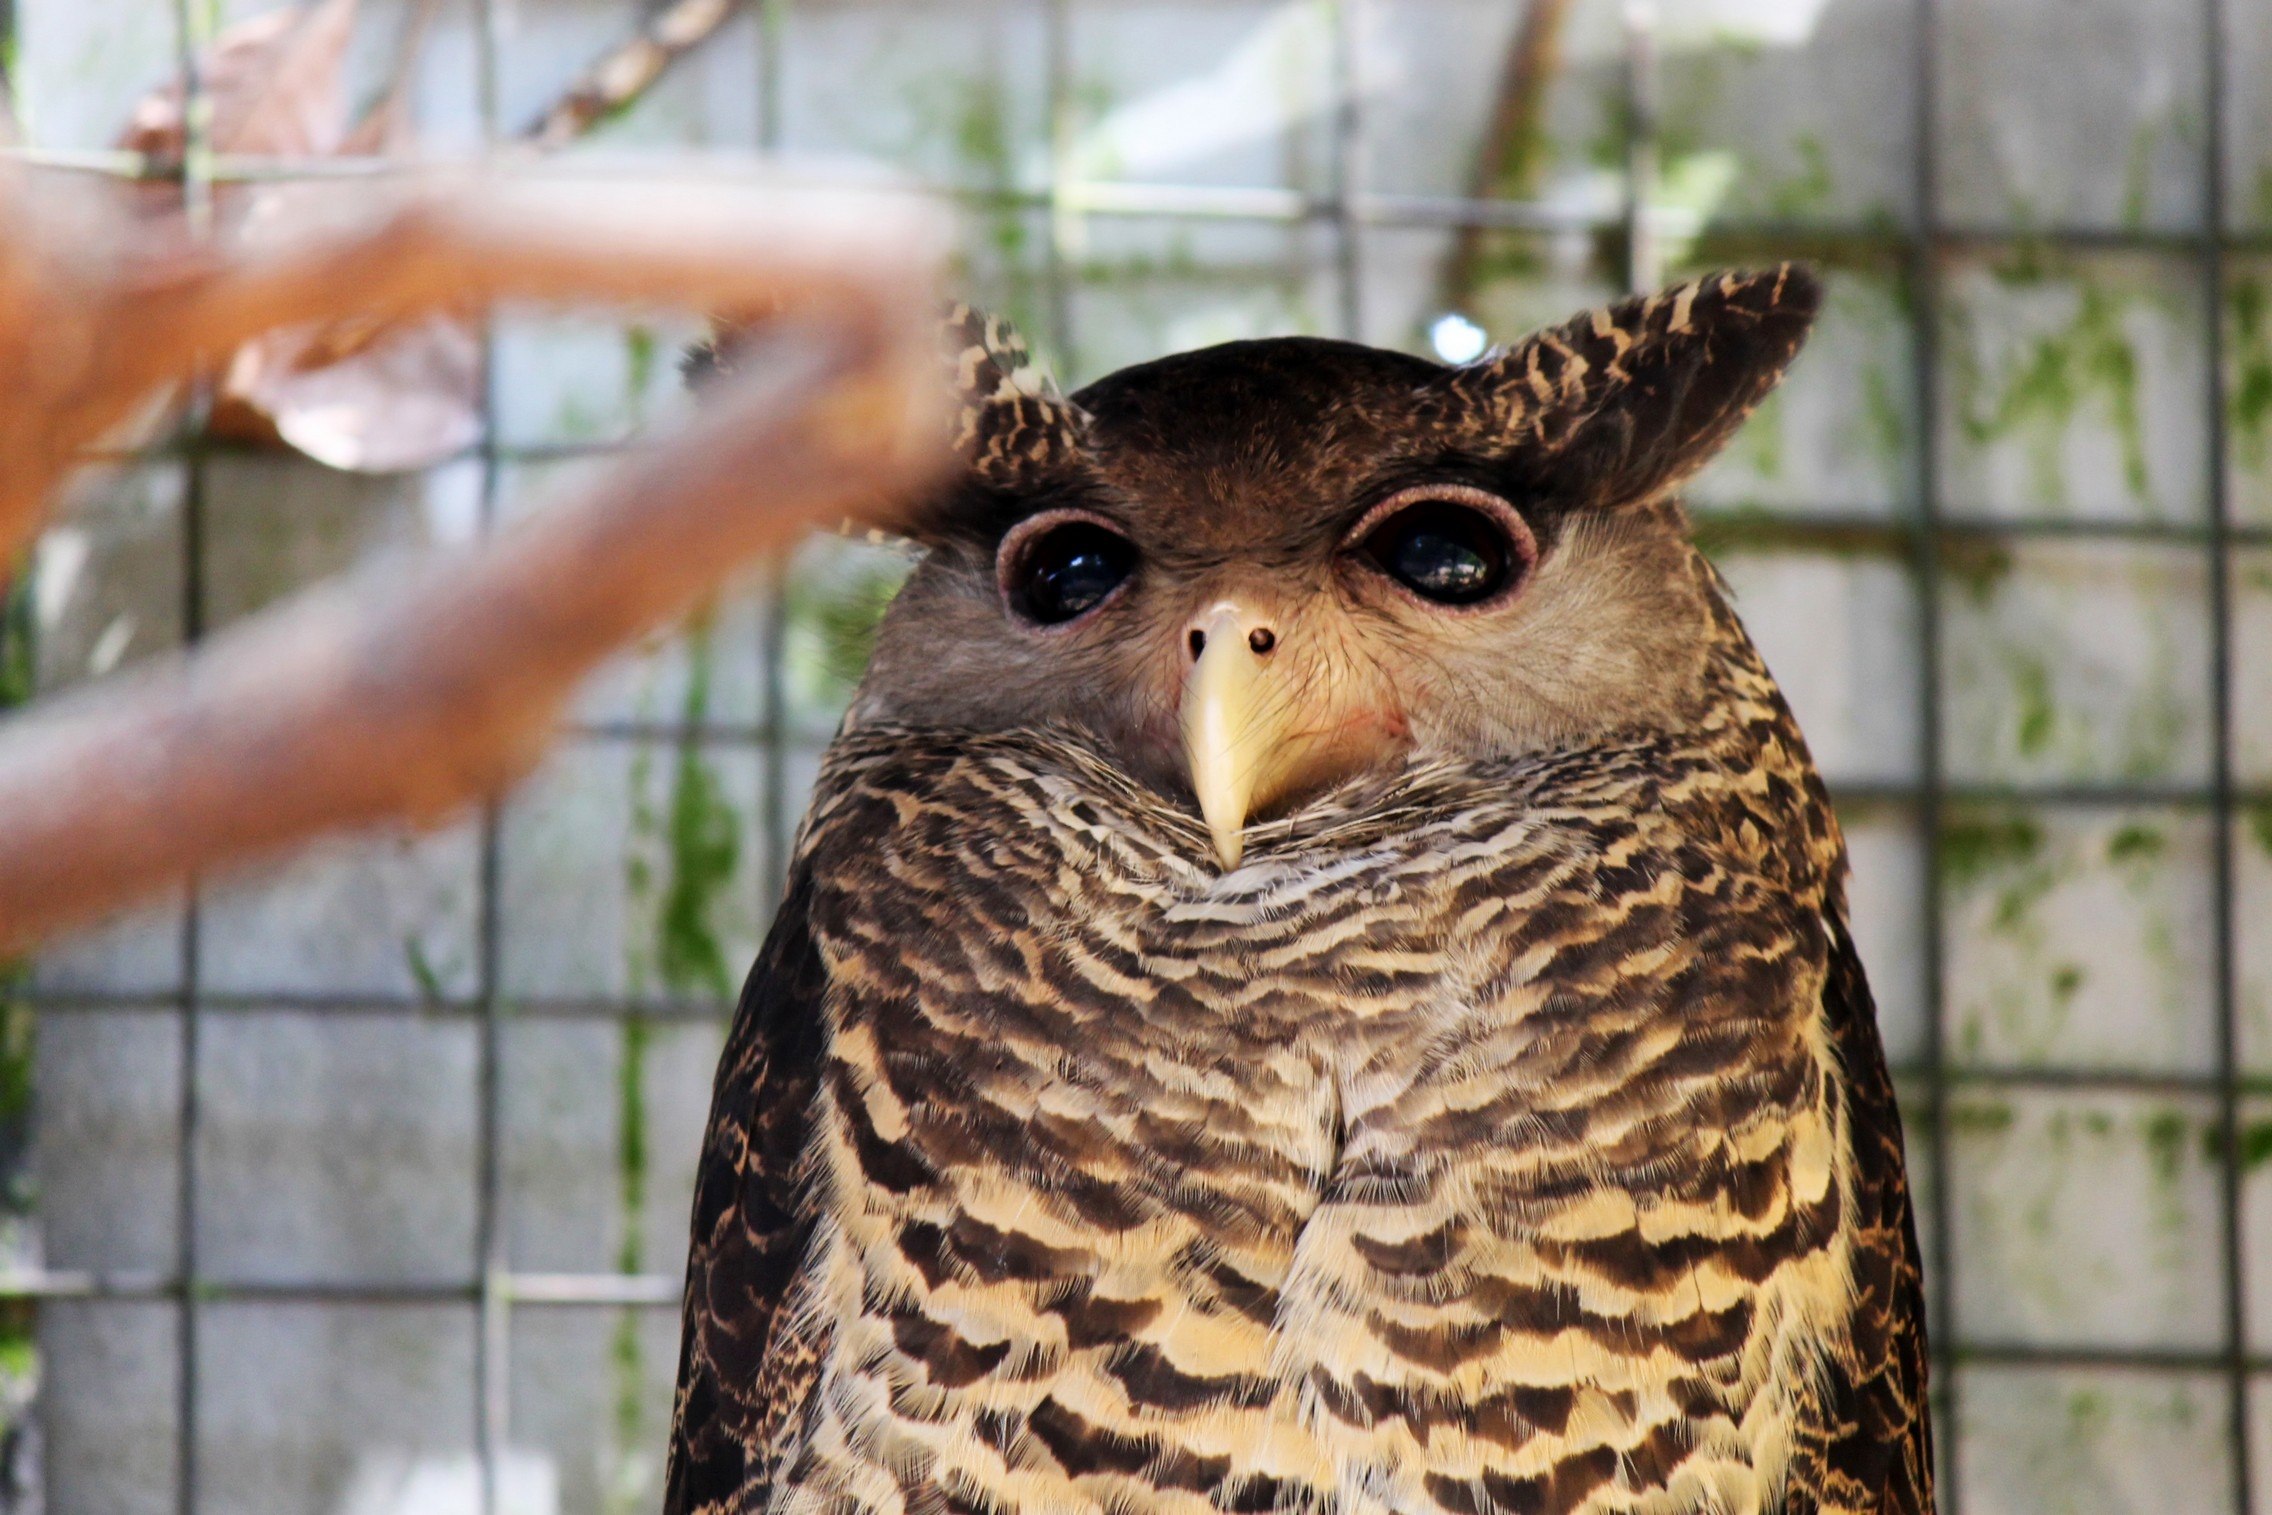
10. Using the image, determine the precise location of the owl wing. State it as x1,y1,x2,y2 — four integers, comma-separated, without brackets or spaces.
1788,904,1935,1514
663,864,831,1515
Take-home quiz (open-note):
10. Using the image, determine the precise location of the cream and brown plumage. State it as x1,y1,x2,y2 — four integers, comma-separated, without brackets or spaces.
665,266,1932,1515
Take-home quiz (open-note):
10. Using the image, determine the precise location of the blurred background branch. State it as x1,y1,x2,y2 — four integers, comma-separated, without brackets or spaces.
0,168,948,950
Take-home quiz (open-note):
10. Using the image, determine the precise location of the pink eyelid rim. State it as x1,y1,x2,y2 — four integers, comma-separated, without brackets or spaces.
995,507,1137,629
1341,484,1538,612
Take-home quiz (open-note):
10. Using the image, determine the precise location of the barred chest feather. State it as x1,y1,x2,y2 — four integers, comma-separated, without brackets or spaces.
769,721,1862,1515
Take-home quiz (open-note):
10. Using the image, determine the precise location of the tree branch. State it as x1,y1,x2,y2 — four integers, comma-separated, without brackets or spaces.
522,0,739,148
0,167,951,951
0,168,939,562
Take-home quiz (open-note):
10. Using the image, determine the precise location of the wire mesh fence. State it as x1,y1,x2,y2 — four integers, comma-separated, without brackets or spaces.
4,0,2272,1511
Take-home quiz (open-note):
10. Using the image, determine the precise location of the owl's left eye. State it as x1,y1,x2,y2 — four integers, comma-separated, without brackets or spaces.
999,513,1138,627
1350,487,1535,609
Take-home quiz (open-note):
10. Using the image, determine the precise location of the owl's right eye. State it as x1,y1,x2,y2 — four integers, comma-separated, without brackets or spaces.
999,513,1138,627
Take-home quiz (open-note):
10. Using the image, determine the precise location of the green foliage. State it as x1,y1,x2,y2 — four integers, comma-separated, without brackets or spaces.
610,1014,652,1504
2105,823,2167,865
0,1327,32,1382
1763,132,1834,220
789,559,910,711
2141,1108,2189,1186
1939,811,2045,889
2118,121,2157,233
2230,1120,2272,1173
1861,362,1910,470
1938,536,2015,604
2248,800,2272,858
657,738,740,1001
0,560,30,711
616,1020,650,1282
1947,1098,2015,1136
402,936,447,1006
609,608,747,1507
2011,654,2056,759
948,73,1017,190
625,326,659,415
1959,277,2152,510
915,72,1059,352
0,568,34,1217
2227,276,2272,471
626,612,743,1005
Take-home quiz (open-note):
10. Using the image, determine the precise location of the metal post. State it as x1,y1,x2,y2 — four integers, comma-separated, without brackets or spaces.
167,0,217,1504
1909,0,1962,1504
2202,0,2252,1508
469,0,509,1508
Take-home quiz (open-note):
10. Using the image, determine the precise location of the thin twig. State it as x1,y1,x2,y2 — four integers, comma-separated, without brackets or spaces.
522,0,738,148
1441,0,1575,309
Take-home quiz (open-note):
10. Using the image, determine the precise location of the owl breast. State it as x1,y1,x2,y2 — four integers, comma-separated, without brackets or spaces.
775,729,1852,1515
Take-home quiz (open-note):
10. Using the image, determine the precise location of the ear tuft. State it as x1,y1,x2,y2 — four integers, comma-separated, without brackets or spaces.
1445,263,1822,508
942,304,1090,487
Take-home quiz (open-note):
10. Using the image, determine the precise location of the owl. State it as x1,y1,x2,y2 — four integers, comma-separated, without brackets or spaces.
664,266,1932,1515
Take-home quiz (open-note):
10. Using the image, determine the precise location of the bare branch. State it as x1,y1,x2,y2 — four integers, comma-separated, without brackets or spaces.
523,0,738,149
0,167,941,561
0,167,952,951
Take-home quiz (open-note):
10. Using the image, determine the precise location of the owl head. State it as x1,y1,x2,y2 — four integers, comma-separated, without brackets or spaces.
858,268,1820,866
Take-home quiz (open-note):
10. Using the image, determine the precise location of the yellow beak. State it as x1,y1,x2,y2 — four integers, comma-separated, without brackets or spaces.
1180,603,1286,870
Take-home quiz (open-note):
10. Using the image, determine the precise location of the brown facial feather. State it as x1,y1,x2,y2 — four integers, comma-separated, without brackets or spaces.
866,269,1820,818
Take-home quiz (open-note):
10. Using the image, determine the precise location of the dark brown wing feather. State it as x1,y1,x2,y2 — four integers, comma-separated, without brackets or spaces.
663,865,830,1515
1788,899,1936,1514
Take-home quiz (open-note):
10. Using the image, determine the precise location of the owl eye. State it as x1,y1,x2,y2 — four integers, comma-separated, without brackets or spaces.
1356,493,1532,607
1000,514,1138,627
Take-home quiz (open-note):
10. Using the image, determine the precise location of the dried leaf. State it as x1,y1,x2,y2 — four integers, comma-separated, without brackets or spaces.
124,0,743,475
224,312,481,472
125,0,482,473
118,0,361,162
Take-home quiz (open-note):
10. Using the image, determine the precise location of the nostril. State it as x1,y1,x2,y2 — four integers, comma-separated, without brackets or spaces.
1188,628,1207,661
1248,627,1276,655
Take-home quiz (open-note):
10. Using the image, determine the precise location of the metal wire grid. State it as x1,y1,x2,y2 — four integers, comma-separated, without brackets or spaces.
0,0,2267,1509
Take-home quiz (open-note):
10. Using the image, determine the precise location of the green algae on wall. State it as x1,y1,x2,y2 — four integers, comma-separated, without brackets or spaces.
2226,274,2272,511
2232,1119,2272,1173
1955,269,2155,513
784,548,913,727
912,69,1069,357
1939,809,2045,891
1761,132,1835,221
1943,537,2199,787
2248,801,2272,859
1954,803,2210,1080
612,605,746,1511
